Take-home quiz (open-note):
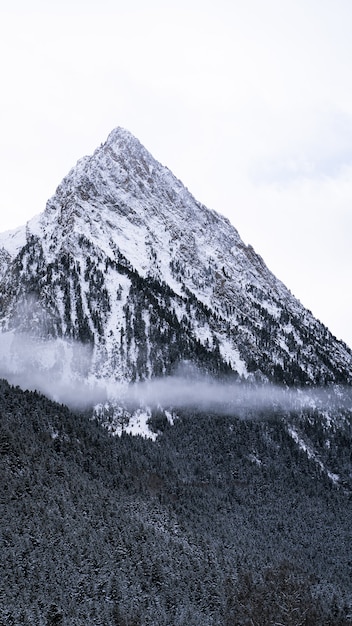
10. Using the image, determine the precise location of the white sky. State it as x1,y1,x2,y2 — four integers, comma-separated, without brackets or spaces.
1,0,352,348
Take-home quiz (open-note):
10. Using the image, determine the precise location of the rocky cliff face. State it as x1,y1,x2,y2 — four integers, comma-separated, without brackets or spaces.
0,127,351,392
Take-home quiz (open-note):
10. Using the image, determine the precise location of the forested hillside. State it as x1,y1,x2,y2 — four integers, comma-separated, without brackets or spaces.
1,379,352,625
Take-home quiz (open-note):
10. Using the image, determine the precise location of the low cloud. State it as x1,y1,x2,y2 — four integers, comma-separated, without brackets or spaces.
113,374,352,417
0,333,350,416
0,330,106,409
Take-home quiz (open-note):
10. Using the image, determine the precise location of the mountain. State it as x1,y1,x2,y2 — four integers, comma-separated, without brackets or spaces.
1,128,352,624
0,127,351,396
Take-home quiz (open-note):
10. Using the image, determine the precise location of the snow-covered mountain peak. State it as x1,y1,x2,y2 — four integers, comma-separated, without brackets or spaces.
0,127,351,399
37,128,242,285
104,126,147,157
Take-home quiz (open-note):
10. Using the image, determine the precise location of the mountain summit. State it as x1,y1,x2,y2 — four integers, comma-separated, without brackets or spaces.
0,127,351,398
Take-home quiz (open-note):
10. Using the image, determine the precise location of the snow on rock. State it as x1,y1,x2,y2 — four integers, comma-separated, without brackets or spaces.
0,126,352,441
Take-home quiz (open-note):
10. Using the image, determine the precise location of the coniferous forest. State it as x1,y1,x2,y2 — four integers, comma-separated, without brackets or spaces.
1,379,352,625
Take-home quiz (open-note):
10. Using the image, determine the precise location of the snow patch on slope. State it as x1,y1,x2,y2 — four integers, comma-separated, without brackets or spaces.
287,424,340,484
0,225,26,257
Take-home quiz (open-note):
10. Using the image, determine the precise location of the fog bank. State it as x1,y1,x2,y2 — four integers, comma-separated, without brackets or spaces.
0,332,350,415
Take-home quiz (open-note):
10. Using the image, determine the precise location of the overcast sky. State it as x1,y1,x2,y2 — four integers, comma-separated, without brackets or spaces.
1,0,352,348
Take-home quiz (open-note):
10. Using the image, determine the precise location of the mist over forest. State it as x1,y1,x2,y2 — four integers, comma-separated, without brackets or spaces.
0,331,350,419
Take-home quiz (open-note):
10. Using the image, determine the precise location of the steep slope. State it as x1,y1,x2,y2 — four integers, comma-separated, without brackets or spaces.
0,127,351,391
1,379,352,625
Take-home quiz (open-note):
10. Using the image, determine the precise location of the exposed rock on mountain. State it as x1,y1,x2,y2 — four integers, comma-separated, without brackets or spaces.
0,127,351,392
